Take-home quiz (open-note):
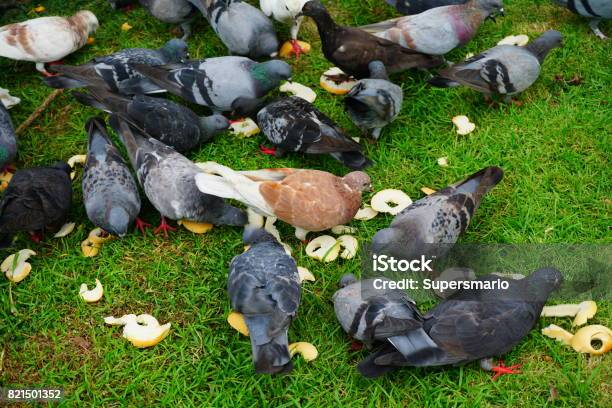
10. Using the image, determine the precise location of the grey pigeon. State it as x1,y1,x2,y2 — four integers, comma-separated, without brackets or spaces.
0,162,72,247
386,0,467,15
344,60,403,140
132,57,291,112
298,1,443,79
228,227,301,374
358,268,562,378
361,0,504,56
138,0,197,40
429,30,563,102
333,274,442,359
82,117,141,237
243,96,372,170
109,114,247,237
371,166,503,261
0,103,17,172
553,0,612,39
187,0,279,59
42,39,189,95
73,87,229,152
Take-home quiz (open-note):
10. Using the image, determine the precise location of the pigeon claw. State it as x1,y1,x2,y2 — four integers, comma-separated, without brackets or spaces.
350,341,364,351
259,145,277,156
491,360,522,381
153,216,176,239
290,39,303,59
29,232,43,244
134,217,152,236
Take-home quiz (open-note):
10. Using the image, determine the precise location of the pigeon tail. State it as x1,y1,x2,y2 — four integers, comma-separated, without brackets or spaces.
244,315,293,375
357,343,402,378
42,75,86,89
75,87,131,113
330,151,373,170
131,64,185,97
428,76,461,88
215,204,248,227
387,329,447,366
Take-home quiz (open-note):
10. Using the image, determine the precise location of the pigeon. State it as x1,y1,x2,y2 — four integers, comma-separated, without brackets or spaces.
43,39,189,95
82,117,141,237
552,0,612,39
228,227,301,374
260,0,309,56
107,0,138,9
344,60,403,140
429,30,563,102
187,0,279,59
0,10,99,75
241,96,372,170
73,87,229,152
0,102,17,173
385,0,467,15
132,57,291,112
333,274,442,355
108,114,247,237
194,164,371,240
371,166,503,261
138,0,197,40
298,1,443,78
0,162,72,247
357,267,563,378
361,0,504,56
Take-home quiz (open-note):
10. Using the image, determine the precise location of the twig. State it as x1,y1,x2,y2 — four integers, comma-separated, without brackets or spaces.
15,89,63,135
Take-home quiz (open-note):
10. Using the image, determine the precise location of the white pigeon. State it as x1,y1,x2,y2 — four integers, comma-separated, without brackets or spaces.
260,0,308,56
0,10,99,75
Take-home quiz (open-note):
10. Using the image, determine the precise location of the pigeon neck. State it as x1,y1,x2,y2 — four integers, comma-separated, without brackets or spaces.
310,10,340,40
525,40,555,64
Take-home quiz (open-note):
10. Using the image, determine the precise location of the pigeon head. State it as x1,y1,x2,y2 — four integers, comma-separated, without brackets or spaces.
343,171,372,192
345,83,395,124
106,207,131,237
199,114,230,138
51,161,72,175
71,10,99,36
251,60,292,92
286,0,308,16
339,274,358,288
231,97,265,117
243,226,279,246
367,61,389,81
300,1,328,18
526,30,563,64
528,267,563,291
473,0,504,19
161,39,190,63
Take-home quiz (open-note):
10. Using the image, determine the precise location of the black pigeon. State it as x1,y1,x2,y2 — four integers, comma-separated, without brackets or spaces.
386,0,467,15
73,88,229,152
0,162,72,247
0,102,17,172
358,267,562,378
429,30,563,102
82,117,141,237
228,227,301,374
131,57,291,112
249,96,372,170
42,39,189,95
108,114,246,237
138,0,197,40
371,166,503,261
298,0,443,78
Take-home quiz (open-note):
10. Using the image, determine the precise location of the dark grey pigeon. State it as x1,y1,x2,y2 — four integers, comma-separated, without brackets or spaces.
358,268,562,378
344,61,403,140
228,227,301,374
0,162,72,247
429,30,563,102
108,114,246,237
187,0,279,59
333,274,443,363
385,0,467,15
42,39,189,95
132,57,291,112
73,87,229,152
0,103,17,172
138,0,197,40
553,0,611,39
82,117,141,237
371,166,503,261
249,96,372,170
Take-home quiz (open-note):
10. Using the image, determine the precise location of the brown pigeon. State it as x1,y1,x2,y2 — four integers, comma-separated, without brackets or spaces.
194,163,371,239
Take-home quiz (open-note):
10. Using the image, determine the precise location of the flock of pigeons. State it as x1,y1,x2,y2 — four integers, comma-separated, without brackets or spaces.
0,0,607,377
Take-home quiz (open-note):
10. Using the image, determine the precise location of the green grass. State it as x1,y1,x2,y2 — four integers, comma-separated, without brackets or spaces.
1,0,611,406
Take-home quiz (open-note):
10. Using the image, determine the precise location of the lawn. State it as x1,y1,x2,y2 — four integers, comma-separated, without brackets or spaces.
0,0,610,406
